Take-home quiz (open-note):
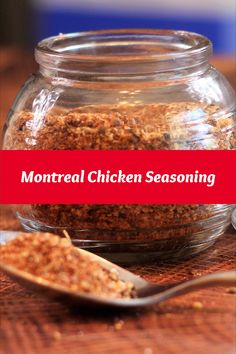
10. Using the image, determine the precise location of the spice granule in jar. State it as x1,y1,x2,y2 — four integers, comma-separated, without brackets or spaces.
4,102,235,150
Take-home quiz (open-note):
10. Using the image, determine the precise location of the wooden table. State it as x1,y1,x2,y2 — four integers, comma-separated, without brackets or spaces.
0,50,236,354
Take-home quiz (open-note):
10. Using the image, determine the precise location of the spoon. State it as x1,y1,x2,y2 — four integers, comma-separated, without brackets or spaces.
0,231,235,308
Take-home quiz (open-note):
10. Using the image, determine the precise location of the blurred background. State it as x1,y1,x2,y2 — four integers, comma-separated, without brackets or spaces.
0,0,236,53
0,0,235,133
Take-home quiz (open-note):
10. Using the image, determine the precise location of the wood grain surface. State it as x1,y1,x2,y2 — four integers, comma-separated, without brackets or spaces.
0,49,236,354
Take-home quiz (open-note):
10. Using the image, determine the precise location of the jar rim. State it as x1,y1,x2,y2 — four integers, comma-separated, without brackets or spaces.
36,29,211,63
35,29,212,80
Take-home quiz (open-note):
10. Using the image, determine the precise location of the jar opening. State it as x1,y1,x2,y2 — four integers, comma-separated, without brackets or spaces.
35,29,212,80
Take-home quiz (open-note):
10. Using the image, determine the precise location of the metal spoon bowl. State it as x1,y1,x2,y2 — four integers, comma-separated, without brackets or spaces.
0,231,235,308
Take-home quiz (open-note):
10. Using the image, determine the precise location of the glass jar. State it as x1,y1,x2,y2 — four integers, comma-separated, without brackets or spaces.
3,29,236,264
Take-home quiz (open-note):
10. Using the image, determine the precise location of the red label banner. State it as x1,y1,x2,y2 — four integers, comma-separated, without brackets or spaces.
0,150,235,204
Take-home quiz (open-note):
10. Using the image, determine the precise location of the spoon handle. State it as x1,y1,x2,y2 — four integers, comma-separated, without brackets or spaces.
149,270,236,305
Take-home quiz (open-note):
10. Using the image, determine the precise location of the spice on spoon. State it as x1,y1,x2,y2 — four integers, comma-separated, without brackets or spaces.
0,232,136,299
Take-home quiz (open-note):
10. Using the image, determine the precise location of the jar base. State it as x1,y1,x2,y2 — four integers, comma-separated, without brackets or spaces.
18,215,228,265
232,209,236,230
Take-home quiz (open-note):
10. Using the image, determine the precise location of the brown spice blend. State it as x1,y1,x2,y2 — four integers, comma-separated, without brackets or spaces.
3,102,236,240
0,232,135,298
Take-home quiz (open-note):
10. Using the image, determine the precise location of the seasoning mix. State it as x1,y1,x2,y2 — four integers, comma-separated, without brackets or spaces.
0,232,135,299
3,102,235,242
